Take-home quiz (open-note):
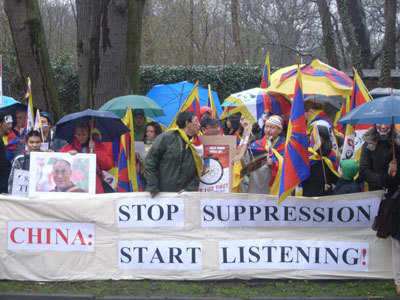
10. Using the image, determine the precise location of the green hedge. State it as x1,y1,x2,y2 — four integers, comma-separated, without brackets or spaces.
4,59,270,113
140,64,268,101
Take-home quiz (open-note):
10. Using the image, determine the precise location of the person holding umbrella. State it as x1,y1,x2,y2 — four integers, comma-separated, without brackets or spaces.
359,124,400,194
59,122,113,193
359,123,400,294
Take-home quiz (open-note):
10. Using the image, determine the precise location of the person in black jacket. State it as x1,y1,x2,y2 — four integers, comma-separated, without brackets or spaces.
359,124,400,195
0,137,10,193
0,112,12,193
359,124,400,294
333,159,361,195
302,126,338,197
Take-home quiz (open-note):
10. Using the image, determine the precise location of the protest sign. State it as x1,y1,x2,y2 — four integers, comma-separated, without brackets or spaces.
29,152,97,196
11,169,29,197
199,135,235,192
0,190,393,281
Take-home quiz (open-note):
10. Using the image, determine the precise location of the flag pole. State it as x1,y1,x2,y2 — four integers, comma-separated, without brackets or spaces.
90,116,94,153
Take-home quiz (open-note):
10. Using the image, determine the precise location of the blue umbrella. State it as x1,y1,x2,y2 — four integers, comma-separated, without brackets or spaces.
2,96,20,107
146,81,223,128
55,109,129,143
338,95,400,125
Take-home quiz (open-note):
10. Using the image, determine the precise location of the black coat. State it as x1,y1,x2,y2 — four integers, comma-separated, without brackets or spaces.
0,138,11,193
333,179,361,195
302,160,338,197
390,194,400,239
359,128,400,196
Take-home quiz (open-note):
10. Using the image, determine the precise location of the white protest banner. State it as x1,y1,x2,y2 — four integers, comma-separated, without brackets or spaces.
0,190,393,281
219,240,368,272
117,197,184,227
8,221,94,252
201,198,379,228
11,169,29,197
118,240,202,270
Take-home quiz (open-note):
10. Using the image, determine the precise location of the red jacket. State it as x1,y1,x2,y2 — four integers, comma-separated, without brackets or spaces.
59,138,113,193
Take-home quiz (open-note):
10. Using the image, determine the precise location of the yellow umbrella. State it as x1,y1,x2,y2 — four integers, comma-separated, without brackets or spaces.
267,59,353,97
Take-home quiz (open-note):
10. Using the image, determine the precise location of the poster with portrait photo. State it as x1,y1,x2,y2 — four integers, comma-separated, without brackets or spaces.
29,152,97,197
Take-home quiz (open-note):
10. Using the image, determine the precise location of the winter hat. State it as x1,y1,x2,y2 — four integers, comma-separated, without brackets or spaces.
265,115,283,130
340,159,359,181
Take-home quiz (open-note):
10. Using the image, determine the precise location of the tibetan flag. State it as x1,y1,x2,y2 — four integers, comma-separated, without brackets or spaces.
333,100,348,138
116,108,141,192
310,124,321,151
260,52,271,88
33,109,42,132
2,130,19,162
340,69,372,162
278,65,310,204
168,83,200,129
207,84,217,118
24,77,34,135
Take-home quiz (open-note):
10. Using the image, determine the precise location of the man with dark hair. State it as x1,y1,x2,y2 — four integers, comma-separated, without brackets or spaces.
40,111,67,151
13,107,26,137
145,111,202,197
133,109,147,141
0,111,20,162
0,114,11,193
200,117,220,136
8,130,41,194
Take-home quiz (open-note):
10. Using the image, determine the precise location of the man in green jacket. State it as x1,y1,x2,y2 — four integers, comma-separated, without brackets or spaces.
145,111,202,198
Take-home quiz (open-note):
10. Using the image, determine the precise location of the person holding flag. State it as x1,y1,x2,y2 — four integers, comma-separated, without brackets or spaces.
302,125,339,197
145,111,203,198
242,115,285,194
304,99,339,155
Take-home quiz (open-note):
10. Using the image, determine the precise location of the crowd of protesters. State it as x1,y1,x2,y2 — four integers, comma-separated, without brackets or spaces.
0,101,399,293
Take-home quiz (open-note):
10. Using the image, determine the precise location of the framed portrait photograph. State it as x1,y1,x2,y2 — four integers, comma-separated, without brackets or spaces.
29,152,97,197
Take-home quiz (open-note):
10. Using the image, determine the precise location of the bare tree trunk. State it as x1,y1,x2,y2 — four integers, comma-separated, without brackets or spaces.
125,0,145,95
347,0,371,68
317,0,340,69
77,0,144,109
231,0,244,65
142,1,154,64
188,0,194,65
380,0,396,87
336,0,363,73
4,0,61,120
76,0,95,110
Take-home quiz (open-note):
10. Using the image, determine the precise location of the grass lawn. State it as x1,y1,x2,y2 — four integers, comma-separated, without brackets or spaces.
0,279,397,298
